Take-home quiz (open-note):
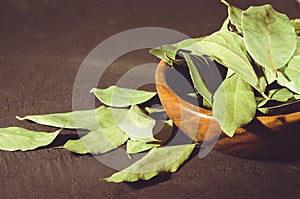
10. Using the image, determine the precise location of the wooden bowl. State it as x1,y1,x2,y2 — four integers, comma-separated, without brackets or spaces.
155,60,300,159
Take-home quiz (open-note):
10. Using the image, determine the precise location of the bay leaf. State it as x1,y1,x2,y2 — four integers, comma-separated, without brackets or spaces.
268,88,294,102
258,99,300,115
294,94,300,100
202,98,212,109
251,61,268,92
242,5,297,73
263,68,277,85
258,88,294,107
221,0,243,33
293,37,300,56
104,144,195,183
126,139,160,154
63,127,128,154
277,56,300,94
144,106,168,121
164,119,173,127
17,108,101,131
149,47,173,65
220,16,230,31
181,53,212,105
198,31,263,93
144,106,165,114
0,127,60,151
118,105,156,140
17,106,129,131
213,74,256,137
90,86,156,107
187,93,199,98
291,19,300,36
165,38,204,60
226,68,235,78
149,38,204,66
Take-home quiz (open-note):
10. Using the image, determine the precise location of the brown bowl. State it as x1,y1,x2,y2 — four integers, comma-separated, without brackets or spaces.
155,60,300,159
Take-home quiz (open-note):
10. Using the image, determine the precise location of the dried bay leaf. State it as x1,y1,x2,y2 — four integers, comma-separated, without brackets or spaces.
291,19,300,36
213,74,256,137
197,31,263,94
17,108,101,131
149,38,204,66
17,106,129,132
149,47,173,65
144,107,165,114
126,138,160,154
263,68,277,85
90,86,156,107
104,144,195,183
181,52,212,106
220,16,230,31
0,127,60,151
118,105,156,140
267,88,294,102
63,128,128,154
221,0,243,33
294,94,300,100
277,56,300,94
258,99,300,115
293,37,300,56
258,88,294,107
242,5,297,73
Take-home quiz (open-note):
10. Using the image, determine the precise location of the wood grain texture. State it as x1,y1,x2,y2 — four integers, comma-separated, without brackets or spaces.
155,61,300,159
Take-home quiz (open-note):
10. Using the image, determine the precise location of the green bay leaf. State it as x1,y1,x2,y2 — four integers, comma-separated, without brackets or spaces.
126,139,160,154
118,105,156,140
187,92,199,98
213,74,256,137
258,99,300,115
63,128,128,154
149,38,204,66
181,53,212,106
221,0,243,32
258,88,294,107
293,37,300,56
90,86,156,107
144,107,165,114
220,16,230,31
104,144,195,183
277,56,300,94
0,127,60,151
268,88,294,102
164,119,173,127
294,94,300,100
242,5,297,72
263,68,277,85
291,19,300,36
17,106,129,131
149,47,173,65
198,31,262,93
17,108,101,131
226,68,235,78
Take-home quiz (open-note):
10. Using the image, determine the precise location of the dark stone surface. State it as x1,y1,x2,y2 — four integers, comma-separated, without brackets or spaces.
0,0,299,198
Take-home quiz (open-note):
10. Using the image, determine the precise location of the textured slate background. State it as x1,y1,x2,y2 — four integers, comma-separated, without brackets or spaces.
0,0,299,198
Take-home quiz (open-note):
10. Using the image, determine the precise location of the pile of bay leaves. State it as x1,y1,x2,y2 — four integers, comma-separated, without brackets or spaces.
151,0,300,137
0,1,299,183
3,85,193,183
